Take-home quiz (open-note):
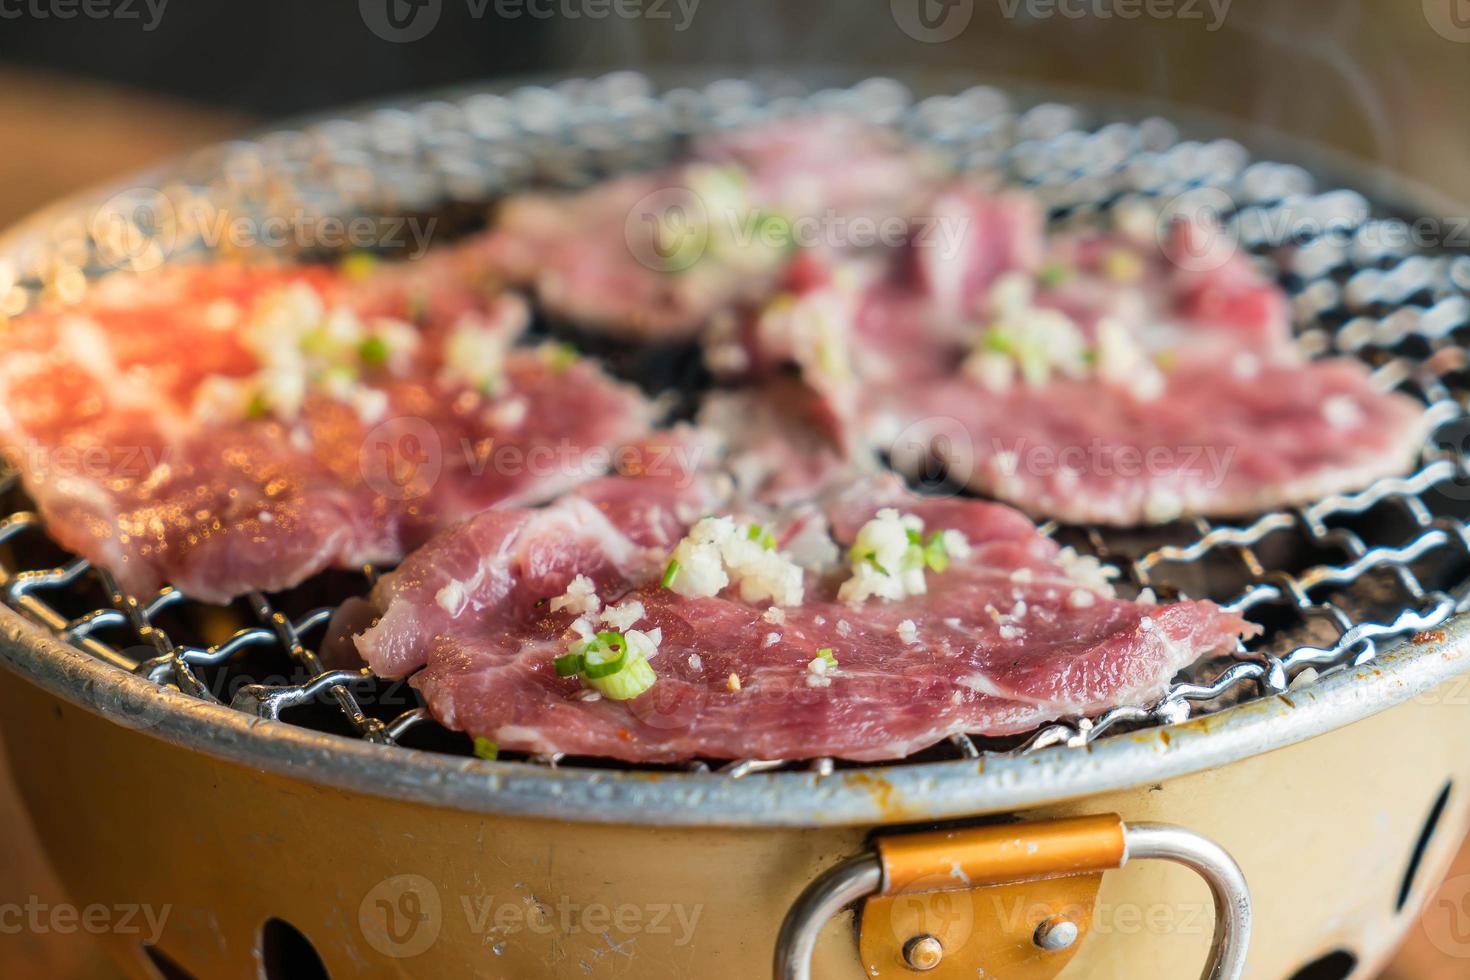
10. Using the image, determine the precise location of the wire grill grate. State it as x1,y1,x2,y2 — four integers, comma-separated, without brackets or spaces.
2,75,1469,774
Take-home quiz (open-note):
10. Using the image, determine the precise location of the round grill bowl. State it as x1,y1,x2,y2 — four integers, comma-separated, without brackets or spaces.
1,72,1469,980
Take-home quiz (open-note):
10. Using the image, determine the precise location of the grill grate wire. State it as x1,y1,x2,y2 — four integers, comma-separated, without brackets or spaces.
1,74,1469,774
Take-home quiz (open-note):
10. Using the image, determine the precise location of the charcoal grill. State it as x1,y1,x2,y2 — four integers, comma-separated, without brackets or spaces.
1,72,1469,980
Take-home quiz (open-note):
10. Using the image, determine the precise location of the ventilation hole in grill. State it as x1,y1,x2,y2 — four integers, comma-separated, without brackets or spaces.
1286,950,1358,980
258,918,330,980
140,944,197,980
1398,781,1454,913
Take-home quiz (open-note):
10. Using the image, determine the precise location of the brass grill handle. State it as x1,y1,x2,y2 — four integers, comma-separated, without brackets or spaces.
774,817,1251,980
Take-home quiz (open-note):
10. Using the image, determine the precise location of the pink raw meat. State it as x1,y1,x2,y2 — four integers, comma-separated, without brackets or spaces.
731,190,1431,524
0,258,654,602
478,116,941,341
355,475,1254,762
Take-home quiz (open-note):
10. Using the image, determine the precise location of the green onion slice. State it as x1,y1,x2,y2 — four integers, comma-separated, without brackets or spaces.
661,559,681,589
472,736,499,761
589,655,656,701
359,335,390,367
581,631,629,680
553,652,584,677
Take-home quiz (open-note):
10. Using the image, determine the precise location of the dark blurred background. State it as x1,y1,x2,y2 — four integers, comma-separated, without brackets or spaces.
1,2,1469,977
0,1,1466,217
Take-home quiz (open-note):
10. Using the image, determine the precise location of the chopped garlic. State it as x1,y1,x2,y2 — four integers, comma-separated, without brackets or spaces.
762,607,787,626
1322,394,1363,429
727,672,742,693
663,516,805,607
1055,547,1120,597
1096,316,1165,401
964,272,1089,391
1143,488,1185,524
624,628,661,660
763,632,781,648
897,619,919,645
442,312,510,394
838,509,927,605
757,278,860,385
550,574,601,617
600,598,646,632
1068,588,1096,609
435,580,468,615
688,653,703,671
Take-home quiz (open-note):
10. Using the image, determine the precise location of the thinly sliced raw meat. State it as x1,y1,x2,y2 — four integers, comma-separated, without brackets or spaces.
0,257,655,602
479,116,941,341
355,475,1254,762
737,190,1431,524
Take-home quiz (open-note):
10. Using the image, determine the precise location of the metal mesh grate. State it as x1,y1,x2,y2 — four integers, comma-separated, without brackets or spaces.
2,74,1469,774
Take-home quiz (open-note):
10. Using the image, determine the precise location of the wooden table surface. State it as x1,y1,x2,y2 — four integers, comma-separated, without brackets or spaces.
0,67,1463,980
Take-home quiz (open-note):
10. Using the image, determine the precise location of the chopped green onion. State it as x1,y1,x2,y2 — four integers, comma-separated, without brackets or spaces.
340,252,378,281
747,524,777,550
923,531,950,573
816,647,838,668
542,341,578,372
1154,349,1178,372
359,335,390,367
861,550,889,576
1037,261,1072,288
472,736,499,760
589,655,656,701
246,391,270,420
753,211,795,252
982,327,1015,355
557,630,656,700
903,529,950,573
661,559,681,589
581,631,629,680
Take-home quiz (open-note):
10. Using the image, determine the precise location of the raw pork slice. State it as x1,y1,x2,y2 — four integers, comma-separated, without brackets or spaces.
0,257,654,602
355,475,1254,762
737,192,1432,525
478,116,941,341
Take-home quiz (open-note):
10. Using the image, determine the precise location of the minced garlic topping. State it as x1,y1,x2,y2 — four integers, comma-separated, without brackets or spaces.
837,509,967,605
550,574,601,617
663,516,805,607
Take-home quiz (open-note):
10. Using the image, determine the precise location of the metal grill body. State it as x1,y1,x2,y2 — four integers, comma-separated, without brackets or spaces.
0,73,1467,979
